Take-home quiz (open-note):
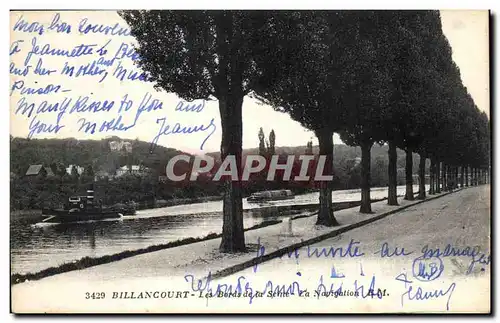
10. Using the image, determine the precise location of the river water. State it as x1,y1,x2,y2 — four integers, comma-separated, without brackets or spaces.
11,185,426,274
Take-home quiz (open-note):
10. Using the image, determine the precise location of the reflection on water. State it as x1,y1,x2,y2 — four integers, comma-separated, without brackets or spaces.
11,185,426,274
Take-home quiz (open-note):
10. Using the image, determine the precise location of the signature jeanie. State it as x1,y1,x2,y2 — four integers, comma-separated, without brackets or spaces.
396,272,456,311
150,100,217,152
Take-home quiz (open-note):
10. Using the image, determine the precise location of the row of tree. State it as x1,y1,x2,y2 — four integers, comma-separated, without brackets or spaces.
121,10,490,253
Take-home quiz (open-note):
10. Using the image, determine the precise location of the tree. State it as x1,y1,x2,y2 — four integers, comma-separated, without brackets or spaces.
121,10,300,252
56,162,67,178
268,129,276,156
414,21,455,197
83,164,94,178
70,165,80,182
375,11,450,203
371,156,388,187
360,11,414,206
39,167,47,178
50,162,58,176
393,12,433,201
254,12,374,226
258,127,266,156
338,11,393,213
305,140,313,155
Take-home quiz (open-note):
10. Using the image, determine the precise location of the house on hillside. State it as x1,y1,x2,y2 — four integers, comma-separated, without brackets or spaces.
25,164,55,177
115,165,151,177
109,140,133,153
66,165,84,176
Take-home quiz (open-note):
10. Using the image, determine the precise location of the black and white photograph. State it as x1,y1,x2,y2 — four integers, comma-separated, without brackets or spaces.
9,9,491,313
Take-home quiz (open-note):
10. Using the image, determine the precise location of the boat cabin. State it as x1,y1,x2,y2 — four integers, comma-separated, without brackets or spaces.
247,189,294,202
67,186,98,210
68,196,92,208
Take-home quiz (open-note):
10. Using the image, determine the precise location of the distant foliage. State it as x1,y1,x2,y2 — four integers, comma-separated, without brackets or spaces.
10,136,186,177
10,136,418,210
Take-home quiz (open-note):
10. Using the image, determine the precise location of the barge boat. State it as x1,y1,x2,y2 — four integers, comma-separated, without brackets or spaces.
41,186,123,223
247,189,295,203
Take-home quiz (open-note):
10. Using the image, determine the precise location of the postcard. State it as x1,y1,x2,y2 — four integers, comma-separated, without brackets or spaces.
10,10,491,314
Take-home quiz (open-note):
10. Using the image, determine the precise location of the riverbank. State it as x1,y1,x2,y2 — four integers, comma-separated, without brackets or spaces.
11,186,426,276
10,184,448,286
13,188,469,312
9,184,411,220
10,209,44,220
11,198,387,283
9,191,385,221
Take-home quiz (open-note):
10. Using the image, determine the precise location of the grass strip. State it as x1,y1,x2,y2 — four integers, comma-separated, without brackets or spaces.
11,219,286,285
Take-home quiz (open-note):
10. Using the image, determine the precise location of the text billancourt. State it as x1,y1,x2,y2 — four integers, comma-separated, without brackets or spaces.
165,154,334,182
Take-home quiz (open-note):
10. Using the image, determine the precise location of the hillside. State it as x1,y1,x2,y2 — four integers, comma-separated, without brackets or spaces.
10,136,190,177
10,137,430,211
10,136,426,181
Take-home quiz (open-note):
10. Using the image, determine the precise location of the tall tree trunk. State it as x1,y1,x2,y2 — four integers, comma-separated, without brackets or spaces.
447,164,451,189
465,166,469,186
316,129,339,226
387,140,398,205
215,14,246,253
460,166,465,188
436,160,441,193
417,154,426,200
455,166,459,188
404,148,414,200
448,165,452,190
360,142,373,213
429,158,435,195
452,166,455,189
218,96,246,253
446,165,449,188
442,163,447,191
434,160,438,193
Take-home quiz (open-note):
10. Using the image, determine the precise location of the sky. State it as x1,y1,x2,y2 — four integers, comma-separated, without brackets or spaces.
9,10,490,155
